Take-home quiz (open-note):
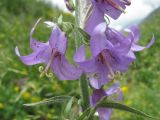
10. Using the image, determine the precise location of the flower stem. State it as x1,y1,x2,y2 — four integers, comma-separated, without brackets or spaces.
80,75,90,111
75,0,90,111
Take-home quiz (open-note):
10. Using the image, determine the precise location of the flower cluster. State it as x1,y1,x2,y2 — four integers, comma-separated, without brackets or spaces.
16,0,155,119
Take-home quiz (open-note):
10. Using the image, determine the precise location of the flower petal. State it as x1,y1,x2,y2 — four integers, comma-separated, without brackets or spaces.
91,23,113,57
128,25,140,43
97,108,112,120
131,35,155,51
30,18,48,51
74,45,98,73
85,2,104,35
105,82,123,101
15,46,50,65
95,0,126,20
91,89,106,105
49,25,67,54
52,56,82,80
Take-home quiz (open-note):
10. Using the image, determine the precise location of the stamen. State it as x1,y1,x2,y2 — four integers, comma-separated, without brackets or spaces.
105,0,126,13
101,52,122,81
40,49,55,77
39,66,44,72
101,52,115,80
120,0,131,6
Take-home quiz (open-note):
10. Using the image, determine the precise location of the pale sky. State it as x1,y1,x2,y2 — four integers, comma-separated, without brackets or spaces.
45,0,160,29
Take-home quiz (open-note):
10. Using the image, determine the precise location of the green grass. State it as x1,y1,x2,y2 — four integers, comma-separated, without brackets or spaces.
0,0,160,119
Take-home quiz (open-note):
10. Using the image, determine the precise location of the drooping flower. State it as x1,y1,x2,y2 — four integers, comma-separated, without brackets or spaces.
91,83,123,120
94,0,131,19
126,25,155,52
75,23,134,89
85,0,131,35
15,18,82,80
75,23,155,89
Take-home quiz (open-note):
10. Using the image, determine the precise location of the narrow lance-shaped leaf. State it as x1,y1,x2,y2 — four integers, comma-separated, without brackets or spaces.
64,97,75,117
24,96,71,106
96,98,160,120
76,107,91,120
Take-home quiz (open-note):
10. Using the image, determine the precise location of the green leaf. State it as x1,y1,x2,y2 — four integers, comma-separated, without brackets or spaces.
76,107,91,120
23,96,71,106
64,97,75,116
75,0,92,28
57,14,63,25
61,22,74,33
97,99,160,120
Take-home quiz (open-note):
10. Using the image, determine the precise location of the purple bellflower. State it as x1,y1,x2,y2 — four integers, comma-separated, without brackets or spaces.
94,0,128,19
91,83,123,120
15,18,82,80
75,23,134,89
85,0,131,34
75,23,154,89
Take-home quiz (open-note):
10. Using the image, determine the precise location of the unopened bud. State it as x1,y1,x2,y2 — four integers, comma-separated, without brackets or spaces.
64,0,75,12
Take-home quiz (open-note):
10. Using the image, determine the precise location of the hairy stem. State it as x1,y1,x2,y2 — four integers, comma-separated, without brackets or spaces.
75,0,90,112
80,75,90,111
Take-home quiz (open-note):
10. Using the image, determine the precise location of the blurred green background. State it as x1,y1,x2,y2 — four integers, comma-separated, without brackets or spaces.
0,0,160,120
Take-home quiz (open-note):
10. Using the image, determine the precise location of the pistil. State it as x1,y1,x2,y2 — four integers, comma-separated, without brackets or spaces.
101,51,115,80
40,49,55,77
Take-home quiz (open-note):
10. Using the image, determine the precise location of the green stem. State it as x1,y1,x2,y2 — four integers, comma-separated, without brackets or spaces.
75,0,80,27
80,75,90,111
75,0,90,112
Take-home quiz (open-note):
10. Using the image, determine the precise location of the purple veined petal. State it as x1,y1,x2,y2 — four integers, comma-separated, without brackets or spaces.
131,35,155,51
74,45,98,73
84,1,104,35
97,108,112,120
106,27,127,45
30,18,48,51
105,82,123,101
74,45,86,62
51,55,82,80
131,44,145,51
91,89,106,105
96,61,110,88
87,59,109,89
146,35,155,48
91,23,114,57
89,74,102,89
95,0,126,20
105,82,120,96
128,25,141,43
49,25,67,55
15,46,50,65
126,50,136,59
101,49,132,72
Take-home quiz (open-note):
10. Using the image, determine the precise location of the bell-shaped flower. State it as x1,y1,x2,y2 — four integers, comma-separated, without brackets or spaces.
15,18,82,80
75,23,155,89
85,0,131,35
94,0,131,19
75,23,134,89
126,25,155,52
91,83,123,120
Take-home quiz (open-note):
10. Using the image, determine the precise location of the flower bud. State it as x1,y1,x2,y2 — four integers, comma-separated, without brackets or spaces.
64,0,75,12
